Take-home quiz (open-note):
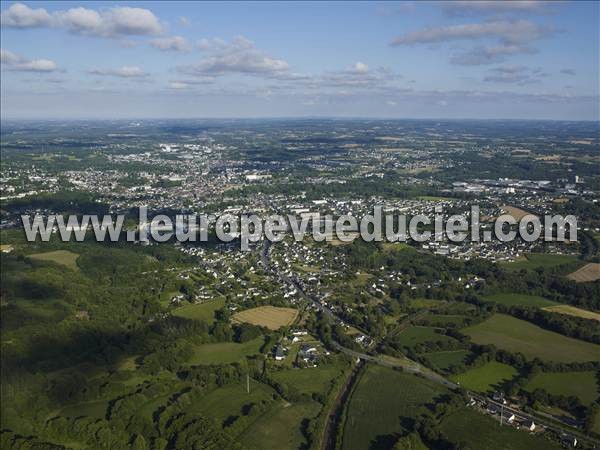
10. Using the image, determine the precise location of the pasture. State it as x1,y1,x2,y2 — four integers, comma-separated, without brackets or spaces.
501,253,578,271
463,314,600,363
482,293,558,308
395,326,458,351
542,304,600,321
341,365,447,450
240,400,322,450
440,408,561,450
567,263,600,283
172,298,225,323
27,250,80,270
186,336,264,365
423,350,471,371
450,361,517,393
523,371,599,405
270,363,346,397
232,306,298,330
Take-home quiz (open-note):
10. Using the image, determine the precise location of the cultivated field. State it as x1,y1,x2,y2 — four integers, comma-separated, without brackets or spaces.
341,365,447,450
27,250,80,270
500,205,536,221
172,298,225,323
451,361,517,393
270,363,346,397
422,350,471,371
524,371,599,405
395,326,458,351
186,336,265,365
483,293,558,308
440,408,562,450
463,314,600,363
232,306,298,330
542,304,600,322
502,253,578,271
567,263,600,282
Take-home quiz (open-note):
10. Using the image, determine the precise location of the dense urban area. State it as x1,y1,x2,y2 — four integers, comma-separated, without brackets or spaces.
1,119,599,450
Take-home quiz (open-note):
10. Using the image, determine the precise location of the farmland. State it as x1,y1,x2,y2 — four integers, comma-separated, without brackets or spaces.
542,304,600,321
27,250,80,270
232,306,299,330
341,365,447,450
186,336,265,365
395,326,459,351
172,298,225,323
567,263,600,282
482,293,559,308
440,408,562,450
422,350,471,371
463,314,600,363
451,361,518,393
523,371,599,405
501,205,535,221
270,362,347,397
502,253,579,271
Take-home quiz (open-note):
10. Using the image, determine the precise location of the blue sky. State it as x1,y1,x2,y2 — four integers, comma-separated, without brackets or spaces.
1,1,598,120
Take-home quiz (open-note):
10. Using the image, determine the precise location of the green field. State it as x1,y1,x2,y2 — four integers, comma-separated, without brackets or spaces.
172,298,225,323
450,361,517,393
501,253,578,271
187,336,265,365
463,314,600,363
270,363,346,397
191,379,277,420
440,408,561,450
424,314,470,327
240,400,322,450
28,250,80,270
422,350,471,371
396,326,458,351
341,365,447,450
482,293,559,308
410,298,444,309
524,371,599,405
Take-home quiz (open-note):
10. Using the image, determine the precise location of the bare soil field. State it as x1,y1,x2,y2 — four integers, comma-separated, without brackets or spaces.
232,306,299,330
500,205,537,221
567,263,600,282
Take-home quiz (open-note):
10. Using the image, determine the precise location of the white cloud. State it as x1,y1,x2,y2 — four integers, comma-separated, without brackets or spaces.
482,65,546,84
0,3,163,37
0,3,52,28
0,48,19,64
88,66,148,78
57,6,163,37
391,20,552,46
169,81,189,90
443,1,551,16
353,62,369,74
1,48,58,72
150,36,190,52
179,36,289,77
450,44,537,65
179,16,190,26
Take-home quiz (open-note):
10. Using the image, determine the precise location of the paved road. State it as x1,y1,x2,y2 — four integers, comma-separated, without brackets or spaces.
261,240,600,447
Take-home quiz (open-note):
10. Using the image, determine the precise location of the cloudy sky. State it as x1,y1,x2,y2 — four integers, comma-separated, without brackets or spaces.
1,1,598,120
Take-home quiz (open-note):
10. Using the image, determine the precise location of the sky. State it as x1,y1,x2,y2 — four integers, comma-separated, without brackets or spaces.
1,1,598,120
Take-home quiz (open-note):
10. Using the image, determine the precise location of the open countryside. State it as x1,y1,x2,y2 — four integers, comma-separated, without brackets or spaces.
463,314,600,363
